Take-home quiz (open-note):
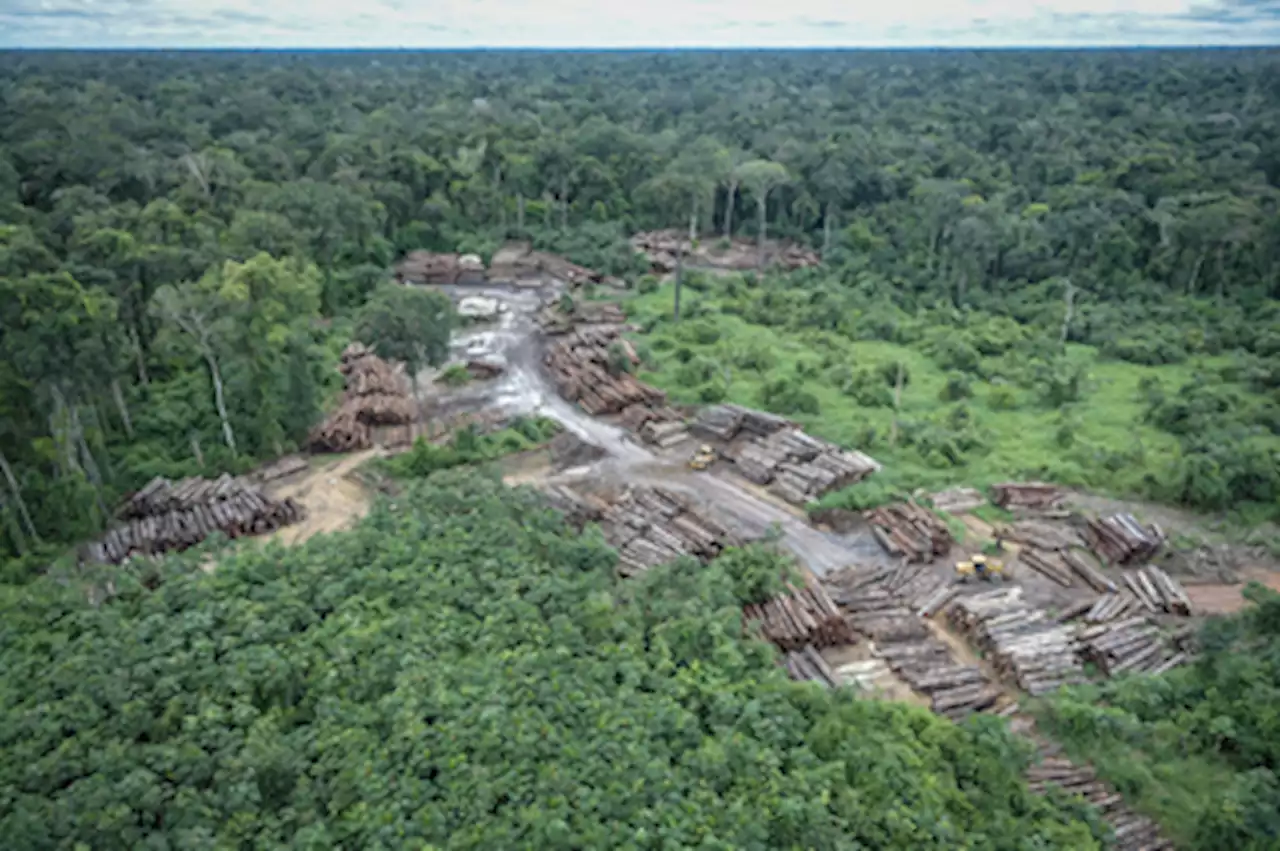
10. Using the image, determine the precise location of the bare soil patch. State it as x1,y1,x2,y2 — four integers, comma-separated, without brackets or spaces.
262,449,380,545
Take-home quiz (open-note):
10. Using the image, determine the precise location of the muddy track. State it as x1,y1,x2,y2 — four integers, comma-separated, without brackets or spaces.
427,284,884,575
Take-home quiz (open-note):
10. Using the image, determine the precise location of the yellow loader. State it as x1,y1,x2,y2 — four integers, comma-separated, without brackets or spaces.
688,444,717,471
955,553,1005,583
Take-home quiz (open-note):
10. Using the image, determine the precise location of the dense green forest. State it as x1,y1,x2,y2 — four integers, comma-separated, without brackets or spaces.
3,49,1280,573
0,468,1106,848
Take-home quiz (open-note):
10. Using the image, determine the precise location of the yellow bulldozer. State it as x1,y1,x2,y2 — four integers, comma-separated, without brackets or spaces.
955,553,1005,583
688,444,717,471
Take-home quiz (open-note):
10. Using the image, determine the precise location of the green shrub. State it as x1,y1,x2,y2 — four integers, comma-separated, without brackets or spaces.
759,379,821,416
698,382,727,403
716,545,800,604
676,356,719,387
987,385,1020,410
939,372,972,401
730,343,778,373
439,363,471,386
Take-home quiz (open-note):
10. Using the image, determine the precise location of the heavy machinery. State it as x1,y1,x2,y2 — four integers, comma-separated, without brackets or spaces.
688,444,717,471
955,553,1005,583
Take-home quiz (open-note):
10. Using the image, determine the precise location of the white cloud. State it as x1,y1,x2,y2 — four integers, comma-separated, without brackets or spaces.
1,0,1277,46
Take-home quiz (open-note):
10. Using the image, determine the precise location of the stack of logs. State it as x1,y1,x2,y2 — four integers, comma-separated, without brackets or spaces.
1060,591,1145,625
694,404,878,505
248,455,309,485
394,251,485,285
950,589,1088,695
597,485,740,576
746,570,854,651
310,343,414,453
629,230,821,272
1086,513,1166,564
692,403,793,441
1122,565,1192,615
825,566,1001,719
544,325,670,417
1026,749,1173,851
864,503,953,563
991,482,1066,512
1018,547,1118,593
781,645,841,687
84,474,304,564
1078,617,1192,678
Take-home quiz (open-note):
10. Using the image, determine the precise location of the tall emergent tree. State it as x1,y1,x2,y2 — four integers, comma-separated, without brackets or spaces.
354,284,456,403
734,159,792,267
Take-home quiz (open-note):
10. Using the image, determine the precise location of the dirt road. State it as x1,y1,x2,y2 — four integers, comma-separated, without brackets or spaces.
263,448,381,545
425,284,878,576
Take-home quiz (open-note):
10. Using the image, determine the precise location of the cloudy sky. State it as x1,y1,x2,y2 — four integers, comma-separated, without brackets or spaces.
2,0,1279,48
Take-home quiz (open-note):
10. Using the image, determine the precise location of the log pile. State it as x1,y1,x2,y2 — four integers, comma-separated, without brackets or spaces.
929,486,987,514
691,403,793,441
824,566,934,643
1121,565,1193,615
746,570,854,651
950,589,1087,695
85,474,304,564
1020,547,1118,592
248,455,309,485
782,644,840,687
864,503,953,562
597,485,739,576
824,566,1000,719
543,325,669,416
1078,616,1190,678
396,251,460,284
1060,591,1143,625
619,403,683,434
996,519,1083,551
991,482,1065,511
629,230,821,272
310,343,414,453
540,483,613,527
714,421,878,505
1026,751,1173,851
1085,513,1165,564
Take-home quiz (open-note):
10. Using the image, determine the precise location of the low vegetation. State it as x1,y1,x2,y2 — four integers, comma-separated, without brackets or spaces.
379,416,561,478
1033,583,1280,850
626,277,1280,524
0,470,1105,849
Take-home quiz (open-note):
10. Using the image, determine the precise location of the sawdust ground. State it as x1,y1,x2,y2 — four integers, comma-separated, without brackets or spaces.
821,643,928,707
262,448,381,546
1185,569,1280,614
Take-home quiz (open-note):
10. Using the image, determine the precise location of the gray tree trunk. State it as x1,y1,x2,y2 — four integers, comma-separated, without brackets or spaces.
1060,279,1075,348
111,379,134,438
129,325,149,385
1187,248,1207,294
724,181,737,239
757,194,768,268
822,202,834,256
673,241,684,323
559,174,568,229
0,448,39,544
203,350,237,453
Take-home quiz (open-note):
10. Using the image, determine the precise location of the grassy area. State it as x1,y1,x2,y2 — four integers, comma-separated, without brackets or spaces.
379,416,562,478
625,280,1276,513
